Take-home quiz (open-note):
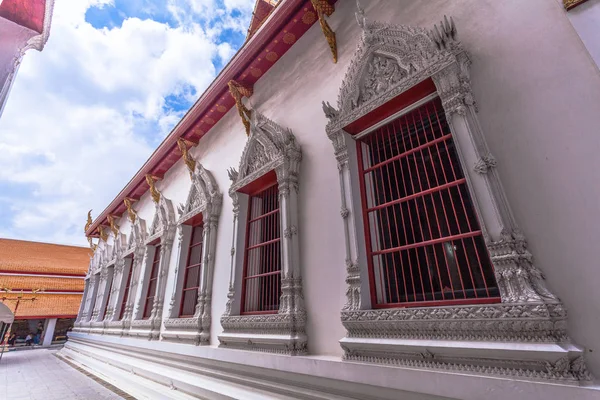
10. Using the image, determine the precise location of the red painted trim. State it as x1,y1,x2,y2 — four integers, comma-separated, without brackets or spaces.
86,0,328,237
373,297,501,309
179,224,203,317
355,139,379,309
0,270,86,277
15,315,77,320
238,170,278,195
343,79,437,135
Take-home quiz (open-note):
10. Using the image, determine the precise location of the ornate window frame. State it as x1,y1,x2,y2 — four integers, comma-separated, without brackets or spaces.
219,111,306,355
321,9,589,382
162,163,222,345
105,216,147,336
99,232,128,334
130,195,176,340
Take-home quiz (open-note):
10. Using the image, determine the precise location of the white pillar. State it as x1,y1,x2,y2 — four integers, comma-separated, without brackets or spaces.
42,318,57,347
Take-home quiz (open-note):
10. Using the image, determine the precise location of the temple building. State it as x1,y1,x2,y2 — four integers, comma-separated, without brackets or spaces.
0,238,89,346
66,0,600,399
0,0,55,117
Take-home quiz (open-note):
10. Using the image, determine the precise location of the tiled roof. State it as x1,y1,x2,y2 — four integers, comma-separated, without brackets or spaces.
0,293,82,318
0,238,90,276
0,275,84,292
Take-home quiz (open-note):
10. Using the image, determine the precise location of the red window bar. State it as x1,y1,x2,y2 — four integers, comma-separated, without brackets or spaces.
101,267,115,320
179,224,204,317
356,97,500,308
143,245,161,319
241,183,282,314
118,259,134,320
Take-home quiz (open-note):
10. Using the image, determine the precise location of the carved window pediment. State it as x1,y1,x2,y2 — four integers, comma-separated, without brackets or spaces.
229,111,300,193
178,163,222,225
325,19,461,132
126,217,147,255
146,196,176,245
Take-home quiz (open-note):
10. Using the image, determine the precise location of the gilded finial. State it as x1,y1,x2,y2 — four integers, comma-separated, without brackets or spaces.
145,174,161,203
311,0,337,63
85,209,92,233
98,225,108,242
228,80,253,136
177,138,197,177
123,198,137,223
107,214,120,237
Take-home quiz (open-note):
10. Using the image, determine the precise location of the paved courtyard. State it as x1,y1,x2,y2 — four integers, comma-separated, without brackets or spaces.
0,348,124,400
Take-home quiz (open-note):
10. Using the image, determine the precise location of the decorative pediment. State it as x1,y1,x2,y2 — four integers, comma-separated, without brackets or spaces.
108,232,126,265
147,195,176,244
230,111,301,192
126,217,147,253
323,10,462,131
179,163,222,225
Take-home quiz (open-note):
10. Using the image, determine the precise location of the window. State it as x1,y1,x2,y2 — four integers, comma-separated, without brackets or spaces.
357,98,499,308
88,273,100,321
241,183,281,314
119,259,134,320
101,267,115,320
143,245,161,319
179,224,204,317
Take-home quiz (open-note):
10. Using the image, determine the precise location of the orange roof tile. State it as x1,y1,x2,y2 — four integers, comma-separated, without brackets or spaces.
0,275,84,292
0,293,82,318
0,238,90,276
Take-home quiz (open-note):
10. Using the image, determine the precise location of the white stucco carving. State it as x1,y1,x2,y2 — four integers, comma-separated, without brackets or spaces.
322,6,589,382
219,110,306,355
129,196,176,340
163,163,222,345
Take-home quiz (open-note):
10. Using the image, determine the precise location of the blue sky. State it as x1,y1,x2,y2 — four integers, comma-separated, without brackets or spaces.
0,0,255,245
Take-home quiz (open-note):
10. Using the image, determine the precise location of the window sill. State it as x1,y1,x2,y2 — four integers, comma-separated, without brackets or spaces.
162,316,208,345
339,301,590,383
219,313,307,355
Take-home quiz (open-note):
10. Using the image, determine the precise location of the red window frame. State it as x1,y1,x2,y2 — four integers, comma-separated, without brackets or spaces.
179,223,204,317
118,258,134,320
142,245,161,319
356,96,500,309
240,179,282,315
101,267,115,320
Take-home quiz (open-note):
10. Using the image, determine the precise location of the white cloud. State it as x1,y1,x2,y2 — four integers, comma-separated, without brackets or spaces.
0,0,255,246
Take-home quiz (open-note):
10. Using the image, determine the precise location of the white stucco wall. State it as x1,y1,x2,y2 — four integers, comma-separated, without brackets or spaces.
90,0,600,381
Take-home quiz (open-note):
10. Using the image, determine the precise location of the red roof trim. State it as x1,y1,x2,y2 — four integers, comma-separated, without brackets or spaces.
87,0,334,237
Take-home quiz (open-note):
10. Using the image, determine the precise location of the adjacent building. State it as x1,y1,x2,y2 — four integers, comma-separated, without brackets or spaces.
0,238,89,346
65,0,600,399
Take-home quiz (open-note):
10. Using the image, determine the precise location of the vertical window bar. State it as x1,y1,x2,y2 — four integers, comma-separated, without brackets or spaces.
119,260,133,320
241,183,282,314
358,97,499,308
143,245,161,319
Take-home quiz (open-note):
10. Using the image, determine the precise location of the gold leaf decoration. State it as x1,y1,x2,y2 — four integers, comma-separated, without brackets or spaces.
177,138,196,178
145,174,161,203
123,198,137,223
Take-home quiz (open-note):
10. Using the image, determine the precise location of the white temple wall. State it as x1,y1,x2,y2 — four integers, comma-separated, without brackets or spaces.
78,0,600,387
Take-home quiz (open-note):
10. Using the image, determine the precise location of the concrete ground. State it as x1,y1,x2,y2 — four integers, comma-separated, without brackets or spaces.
0,348,124,400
